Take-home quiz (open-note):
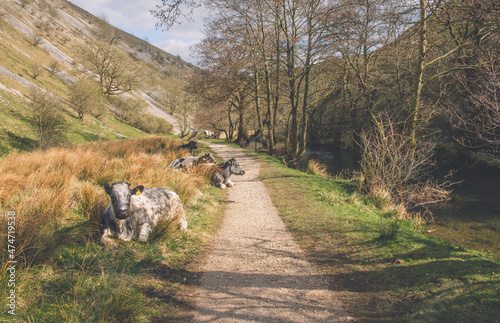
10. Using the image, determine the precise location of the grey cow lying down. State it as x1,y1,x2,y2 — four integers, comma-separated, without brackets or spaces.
211,157,245,189
100,181,187,248
170,153,217,170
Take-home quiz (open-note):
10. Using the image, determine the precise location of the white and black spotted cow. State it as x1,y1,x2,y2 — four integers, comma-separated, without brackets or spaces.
212,157,246,189
170,153,217,170
100,181,187,248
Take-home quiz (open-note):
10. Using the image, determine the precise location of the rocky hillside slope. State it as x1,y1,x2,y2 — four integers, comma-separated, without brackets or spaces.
0,0,195,154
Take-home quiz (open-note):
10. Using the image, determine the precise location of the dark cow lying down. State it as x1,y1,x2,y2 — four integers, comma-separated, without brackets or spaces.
170,153,216,170
211,157,245,189
178,141,198,153
101,181,187,248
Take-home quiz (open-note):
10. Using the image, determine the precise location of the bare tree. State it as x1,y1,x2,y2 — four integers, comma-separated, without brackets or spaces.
28,62,43,80
452,58,500,154
82,35,141,95
69,79,106,120
31,32,43,46
48,61,60,74
19,0,32,9
151,0,202,29
152,0,500,167
167,89,197,138
189,6,254,142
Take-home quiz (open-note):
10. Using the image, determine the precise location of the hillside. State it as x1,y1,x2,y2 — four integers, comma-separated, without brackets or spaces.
0,0,195,154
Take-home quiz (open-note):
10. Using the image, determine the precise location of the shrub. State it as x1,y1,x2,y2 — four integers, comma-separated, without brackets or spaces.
359,114,449,216
378,219,403,240
148,216,180,242
28,87,69,149
69,79,105,120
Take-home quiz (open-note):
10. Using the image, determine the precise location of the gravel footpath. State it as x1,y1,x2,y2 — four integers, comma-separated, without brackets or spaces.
186,143,350,322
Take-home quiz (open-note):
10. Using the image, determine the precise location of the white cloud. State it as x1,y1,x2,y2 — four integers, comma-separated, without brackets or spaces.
154,38,199,64
70,0,157,30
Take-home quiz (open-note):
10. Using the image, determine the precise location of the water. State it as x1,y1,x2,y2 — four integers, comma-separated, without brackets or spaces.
425,172,500,258
298,147,358,175
301,147,500,258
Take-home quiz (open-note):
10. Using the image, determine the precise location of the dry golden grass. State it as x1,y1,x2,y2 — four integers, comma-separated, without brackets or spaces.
0,136,206,267
307,159,330,178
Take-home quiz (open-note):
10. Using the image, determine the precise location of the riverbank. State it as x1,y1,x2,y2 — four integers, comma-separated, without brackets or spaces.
298,145,500,260
249,149,500,321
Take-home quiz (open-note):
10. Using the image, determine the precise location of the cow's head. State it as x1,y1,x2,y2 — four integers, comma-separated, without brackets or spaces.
104,182,144,219
228,158,245,176
198,153,217,164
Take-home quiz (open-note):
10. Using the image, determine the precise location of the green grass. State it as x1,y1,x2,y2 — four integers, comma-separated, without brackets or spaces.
249,150,500,322
0,84,151,154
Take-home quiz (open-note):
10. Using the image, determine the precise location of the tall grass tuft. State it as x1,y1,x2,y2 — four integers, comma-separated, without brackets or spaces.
307,159,330,177
378,219,403,240
149,216,181,243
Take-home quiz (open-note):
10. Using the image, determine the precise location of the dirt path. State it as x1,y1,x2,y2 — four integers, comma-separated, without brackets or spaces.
187,143,349,322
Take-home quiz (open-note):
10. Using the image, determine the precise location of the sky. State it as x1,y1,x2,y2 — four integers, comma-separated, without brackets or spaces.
68,0,205,65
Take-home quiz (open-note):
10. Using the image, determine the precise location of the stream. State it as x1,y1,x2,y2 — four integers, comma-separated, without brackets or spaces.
299,147,500,258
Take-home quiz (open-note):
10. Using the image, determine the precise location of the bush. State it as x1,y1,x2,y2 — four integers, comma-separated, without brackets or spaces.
378,219,403,240
359,115,449,215
69,80,106,120
28,87,69,149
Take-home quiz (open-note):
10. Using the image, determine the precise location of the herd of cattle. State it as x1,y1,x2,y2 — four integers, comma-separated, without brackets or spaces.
100,141,245,248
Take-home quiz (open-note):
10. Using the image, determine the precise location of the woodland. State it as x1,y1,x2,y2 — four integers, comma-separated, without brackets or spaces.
153,0,500,169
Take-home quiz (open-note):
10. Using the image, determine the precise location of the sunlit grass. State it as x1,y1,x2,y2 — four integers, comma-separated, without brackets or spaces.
250,149,500,322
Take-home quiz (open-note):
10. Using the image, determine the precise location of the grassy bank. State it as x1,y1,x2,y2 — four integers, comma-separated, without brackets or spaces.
250,150,499,322
0,137,227,322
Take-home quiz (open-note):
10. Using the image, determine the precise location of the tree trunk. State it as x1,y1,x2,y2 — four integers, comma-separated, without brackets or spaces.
298,10,315,158
408,0,427,143
285,2,299,159
254,68,262,130
236,107,246,143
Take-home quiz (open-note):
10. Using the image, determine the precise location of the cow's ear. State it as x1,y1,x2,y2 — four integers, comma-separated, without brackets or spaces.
104,182,112,195
131,185,144,196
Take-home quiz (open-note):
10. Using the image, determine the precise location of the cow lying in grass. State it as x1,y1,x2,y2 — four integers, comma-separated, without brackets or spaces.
100,181,187,248
178,140,198,153
170,153,217,170
211,157,245,189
